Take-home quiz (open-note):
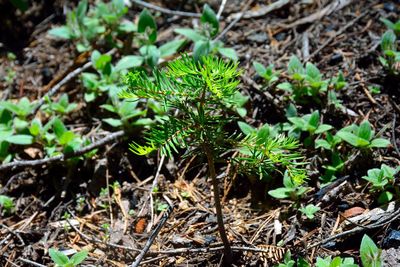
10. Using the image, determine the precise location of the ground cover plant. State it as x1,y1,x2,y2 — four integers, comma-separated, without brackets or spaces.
0,0,399,266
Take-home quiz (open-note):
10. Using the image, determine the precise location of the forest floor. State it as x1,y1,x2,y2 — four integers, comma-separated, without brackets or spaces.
1,0,400,266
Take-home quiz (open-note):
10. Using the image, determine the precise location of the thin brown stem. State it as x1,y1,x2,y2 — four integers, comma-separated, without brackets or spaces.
203,143,233,265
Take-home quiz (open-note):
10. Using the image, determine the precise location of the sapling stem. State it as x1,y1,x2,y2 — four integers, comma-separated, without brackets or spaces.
203,143,233,265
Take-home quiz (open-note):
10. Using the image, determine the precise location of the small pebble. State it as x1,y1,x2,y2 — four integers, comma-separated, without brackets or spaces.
328,53,343,65
383,230,400,248
383,2,396,12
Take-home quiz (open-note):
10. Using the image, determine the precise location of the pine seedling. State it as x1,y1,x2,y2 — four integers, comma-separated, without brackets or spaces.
120,55,242,264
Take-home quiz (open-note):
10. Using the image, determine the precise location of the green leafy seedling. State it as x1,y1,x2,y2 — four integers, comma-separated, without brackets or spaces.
49,248,88,267
277,55,329,103
268,171,309,200
0,195,14,215
48,0,131,52
137,9,185,68
41,94,78,115
253,61,280,88
175,4,237,61
299,204,320,219
101,98,152,129
381,17,400,36
278,251,310,267
362,164,399,203
287,110,333,137
336,120,391,149
360,234,382,267
315,255,357,267
379,30,400,75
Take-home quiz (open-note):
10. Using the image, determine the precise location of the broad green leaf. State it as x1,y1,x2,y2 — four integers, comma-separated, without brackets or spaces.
253,61,266,76
315,139,331,150
49,249,69,266
77,0,88,24
159,39,185,58
59,131,76,145
201,4,219,37
29,119,42,136
52,118,67,139
238,121,255,135
174,28,205,42
193,40,210,60
70,250,88,265
138,9,157,43
287,55,303,75
103,118,123,127
115,55,143,72
217,47,238,61
370,138,390,148
14,117,29,130
305,62,321,80
0,195,14,213
336,131,360,147
257,124,270,142
381,30,396,51
308,111,320,129
360,234,382,267
119,21,137,32
6,135,33,145
315,124,333,134
268,187,292,199
277,82,293,92
358,121,373,141
48,26,73,39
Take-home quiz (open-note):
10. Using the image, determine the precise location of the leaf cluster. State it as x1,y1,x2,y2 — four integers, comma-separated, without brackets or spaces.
175,5,237,61
48,0,130,52
49,248,88,267
362,164,399,203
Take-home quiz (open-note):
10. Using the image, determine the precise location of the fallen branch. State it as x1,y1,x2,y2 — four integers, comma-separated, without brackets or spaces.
309,202,400,249
31,49,116,115
130,204,173,267
0,130,125,171
284,0,354,29
227,0,290,21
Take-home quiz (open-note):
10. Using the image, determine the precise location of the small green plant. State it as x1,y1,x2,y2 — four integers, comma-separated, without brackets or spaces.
268,171,309,200
360,234,382,267
299,204,320,219
362,164,399,203
49,248,88,267
253,61,280,88
0,195,14,215
379,30,400,75
48,0,132,52
136,9,185,68
81,50,143,102
368,85,381,95
41,94,78,116
277,251,310,267
315,255,357,267
100,98,153,129
381,18,400,36
0,102,34,162
287,110,333,138
175,5,237,61
336,120,391,149
277,55,329,103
